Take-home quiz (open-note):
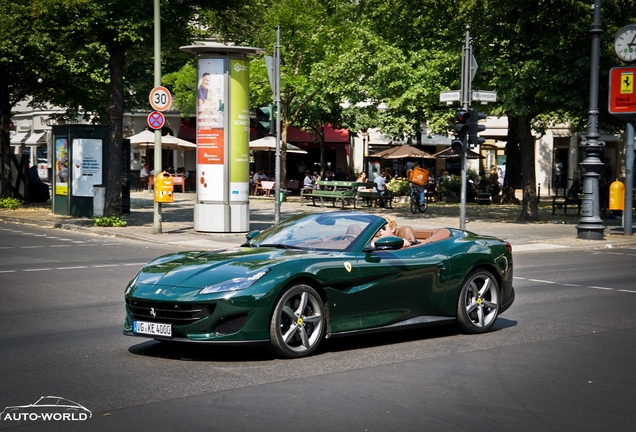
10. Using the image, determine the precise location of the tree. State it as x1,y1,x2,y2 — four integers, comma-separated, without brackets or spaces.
1,0,243,215
468,0,633,221
0,0,89,197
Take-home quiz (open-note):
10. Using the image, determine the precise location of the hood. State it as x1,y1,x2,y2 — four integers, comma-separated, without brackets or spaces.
133,246,316,289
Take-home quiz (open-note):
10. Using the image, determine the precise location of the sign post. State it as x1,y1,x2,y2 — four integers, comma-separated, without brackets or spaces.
608,66,636,235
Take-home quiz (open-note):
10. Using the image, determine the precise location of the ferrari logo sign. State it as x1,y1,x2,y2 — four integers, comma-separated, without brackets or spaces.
344,262,352,273
621,71,634,94
609,67,636,120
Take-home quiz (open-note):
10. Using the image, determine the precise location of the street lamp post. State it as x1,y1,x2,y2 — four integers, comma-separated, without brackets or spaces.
576,0,606,240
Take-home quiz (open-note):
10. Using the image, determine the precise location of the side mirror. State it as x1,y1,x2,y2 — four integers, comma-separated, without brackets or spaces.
245,230,261,241
371,236,404,251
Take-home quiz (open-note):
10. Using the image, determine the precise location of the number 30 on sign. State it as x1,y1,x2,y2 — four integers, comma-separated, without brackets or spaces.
149,86,172,112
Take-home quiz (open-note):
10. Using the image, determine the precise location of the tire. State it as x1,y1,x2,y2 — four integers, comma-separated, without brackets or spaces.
456,269,500,333
269,284,325,358
410,198,418,214
418,201,428,213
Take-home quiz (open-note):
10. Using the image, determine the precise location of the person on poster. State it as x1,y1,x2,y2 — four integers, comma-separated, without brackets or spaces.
57,160,68,183
198,73,210,110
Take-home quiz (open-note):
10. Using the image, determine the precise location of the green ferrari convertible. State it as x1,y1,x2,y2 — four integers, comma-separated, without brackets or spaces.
124,212,514,358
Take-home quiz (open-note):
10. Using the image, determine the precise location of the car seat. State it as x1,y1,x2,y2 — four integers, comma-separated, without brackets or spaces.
395,226,417,244
346,224,362,236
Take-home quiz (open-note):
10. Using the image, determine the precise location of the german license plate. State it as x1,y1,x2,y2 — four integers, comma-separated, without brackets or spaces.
133,321,172,337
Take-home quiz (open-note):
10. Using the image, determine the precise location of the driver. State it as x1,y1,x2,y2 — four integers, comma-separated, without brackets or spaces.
371,215,411,248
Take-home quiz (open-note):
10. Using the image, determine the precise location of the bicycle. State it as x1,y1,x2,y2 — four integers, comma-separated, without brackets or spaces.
410,186,428,213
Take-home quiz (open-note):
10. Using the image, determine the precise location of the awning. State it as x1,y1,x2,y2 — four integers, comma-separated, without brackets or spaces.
10,132,27,145
25,132,46,145
286,125,349,144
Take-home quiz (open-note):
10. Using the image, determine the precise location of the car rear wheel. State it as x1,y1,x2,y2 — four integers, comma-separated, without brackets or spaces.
456,269,500,333
269,284,325,358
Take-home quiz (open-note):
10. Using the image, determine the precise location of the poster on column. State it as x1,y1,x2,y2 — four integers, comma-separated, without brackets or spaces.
55,138,69,196
230,58,250,202
71,138,103,197
197,58,226,201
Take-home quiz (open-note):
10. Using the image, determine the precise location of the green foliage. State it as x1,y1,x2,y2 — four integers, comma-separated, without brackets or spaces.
93,216,127,227
439,175,461,197
163,62,197,118
386,177,410,196
0,196,23,209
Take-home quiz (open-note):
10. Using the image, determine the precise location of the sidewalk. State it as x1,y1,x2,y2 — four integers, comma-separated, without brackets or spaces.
1,191,635,252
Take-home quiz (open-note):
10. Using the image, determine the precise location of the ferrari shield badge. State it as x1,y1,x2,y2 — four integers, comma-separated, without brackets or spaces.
344,262,352,272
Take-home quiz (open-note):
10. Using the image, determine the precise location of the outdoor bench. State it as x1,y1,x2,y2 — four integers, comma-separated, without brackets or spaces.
302,181,359,208
552,188,582,215
356,182,393,209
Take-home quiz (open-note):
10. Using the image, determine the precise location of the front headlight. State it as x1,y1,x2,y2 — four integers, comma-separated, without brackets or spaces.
199,269,270,294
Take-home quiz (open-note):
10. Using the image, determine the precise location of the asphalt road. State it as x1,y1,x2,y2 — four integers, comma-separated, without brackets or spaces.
1,222,635,431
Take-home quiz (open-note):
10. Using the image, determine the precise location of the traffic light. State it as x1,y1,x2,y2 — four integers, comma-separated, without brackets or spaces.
452,108,470,154
256,105,274,135
468,108,487,148
454,108,470,137
451,137,465,154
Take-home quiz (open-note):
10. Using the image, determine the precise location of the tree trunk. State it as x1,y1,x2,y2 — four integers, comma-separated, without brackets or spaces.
501,117,520,204
511,115,539,221
0,82,12,196
104,44,125,217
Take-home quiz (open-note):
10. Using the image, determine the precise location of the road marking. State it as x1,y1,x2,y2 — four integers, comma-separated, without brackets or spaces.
511,244,570,252
21,246,45,249
56,266,88,270
92,264,119,268
24,268,53,272
50,245,71,248
517,277,635,295
0,270,16,273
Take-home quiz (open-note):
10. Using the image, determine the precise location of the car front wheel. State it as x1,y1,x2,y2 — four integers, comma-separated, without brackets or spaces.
269,284,325,358
456,269,500,333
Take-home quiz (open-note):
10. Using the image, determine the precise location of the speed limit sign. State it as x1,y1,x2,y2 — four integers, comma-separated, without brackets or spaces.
149,86,172,112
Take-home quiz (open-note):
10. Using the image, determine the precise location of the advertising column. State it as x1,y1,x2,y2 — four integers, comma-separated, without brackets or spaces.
193,56,250,232
229,58,250,229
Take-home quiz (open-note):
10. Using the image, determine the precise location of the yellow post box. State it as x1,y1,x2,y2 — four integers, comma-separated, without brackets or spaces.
609,180,625,211
154,171,174,203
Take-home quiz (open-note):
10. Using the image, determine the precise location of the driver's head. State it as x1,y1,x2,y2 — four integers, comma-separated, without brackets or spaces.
378,215,398,237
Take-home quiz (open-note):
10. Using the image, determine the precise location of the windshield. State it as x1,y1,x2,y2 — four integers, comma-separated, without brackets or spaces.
251,213,377,251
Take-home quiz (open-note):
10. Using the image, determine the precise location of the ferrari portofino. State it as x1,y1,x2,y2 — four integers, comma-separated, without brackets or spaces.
123,212,514,358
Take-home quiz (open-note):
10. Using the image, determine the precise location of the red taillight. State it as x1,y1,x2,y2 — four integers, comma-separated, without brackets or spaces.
503,241,512,254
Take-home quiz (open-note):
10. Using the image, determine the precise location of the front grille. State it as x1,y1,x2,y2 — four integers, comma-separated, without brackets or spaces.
126,298,214,326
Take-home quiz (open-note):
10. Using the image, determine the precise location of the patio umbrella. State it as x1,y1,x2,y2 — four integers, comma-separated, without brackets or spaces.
432,147,484,159
380,144,435,159
249,136,307,176
128,130,196,151
249,136,307,154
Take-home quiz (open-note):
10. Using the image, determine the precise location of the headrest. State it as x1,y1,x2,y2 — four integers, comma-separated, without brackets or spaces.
396,226,416,243
346,223,362,235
